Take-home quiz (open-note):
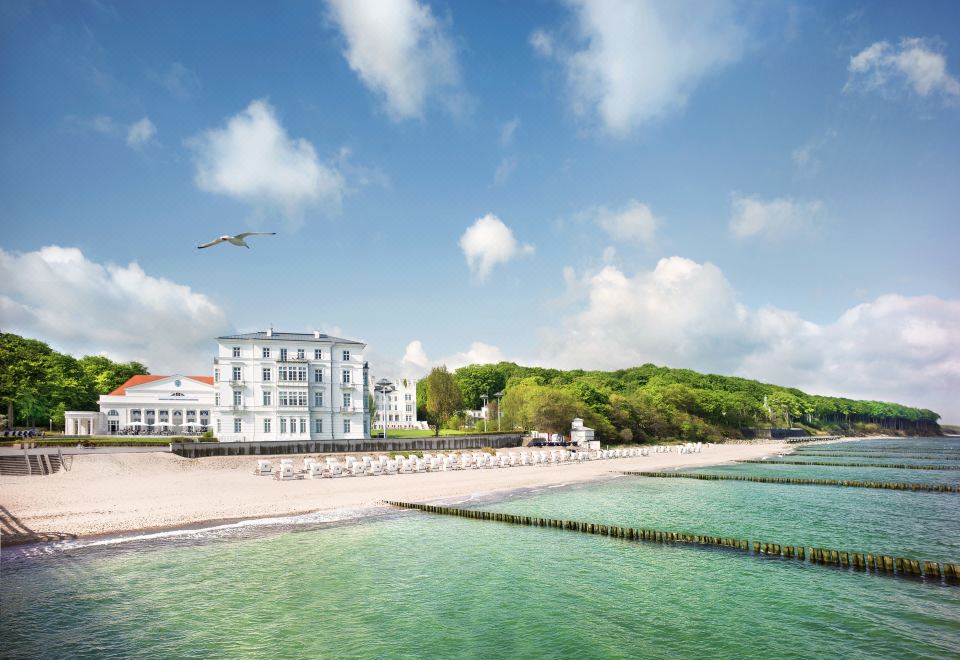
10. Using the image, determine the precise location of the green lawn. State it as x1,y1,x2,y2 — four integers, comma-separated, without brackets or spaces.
0,437,213,447
371,429,509,439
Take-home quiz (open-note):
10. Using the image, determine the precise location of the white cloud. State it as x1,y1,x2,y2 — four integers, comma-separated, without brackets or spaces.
790,131,836,178
398,339,506,372
592,199,660,247
72,115,157,150
493,157,517,185
499,116,520,146
540,258,960,420
536,0,747,135
151,62,201,99
459,214,534,282
529,28,554,57
187,99,345,222
445,341,505,369
729,193,823,241
401,340,430,369
846,37,960,99
326,0,465,120
125,117,156,149
88,115,119,135
0,245,229,373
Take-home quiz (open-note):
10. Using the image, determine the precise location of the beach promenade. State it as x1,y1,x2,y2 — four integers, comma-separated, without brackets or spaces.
1,442,788,544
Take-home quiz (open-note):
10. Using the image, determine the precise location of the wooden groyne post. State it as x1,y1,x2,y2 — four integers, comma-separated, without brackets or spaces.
383,501,959,585
620,471,960,493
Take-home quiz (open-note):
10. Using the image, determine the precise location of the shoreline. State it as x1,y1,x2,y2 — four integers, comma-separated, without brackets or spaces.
1,438,888,549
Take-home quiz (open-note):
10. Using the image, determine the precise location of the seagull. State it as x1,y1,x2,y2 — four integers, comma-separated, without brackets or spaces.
197,232,276,249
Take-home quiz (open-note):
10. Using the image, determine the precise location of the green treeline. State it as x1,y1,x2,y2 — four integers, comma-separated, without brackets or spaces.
0,333,148,427
418,362,941,443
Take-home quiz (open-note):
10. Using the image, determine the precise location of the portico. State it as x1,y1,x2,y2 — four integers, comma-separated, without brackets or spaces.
65,374,215,436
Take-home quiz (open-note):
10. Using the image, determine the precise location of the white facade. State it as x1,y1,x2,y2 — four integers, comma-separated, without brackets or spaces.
65,374,214,435
371,377,426,430
570,417,595,446
212,330,370,442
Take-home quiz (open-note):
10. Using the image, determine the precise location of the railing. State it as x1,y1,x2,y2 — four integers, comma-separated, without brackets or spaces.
340,406,358,413
229,379,244,386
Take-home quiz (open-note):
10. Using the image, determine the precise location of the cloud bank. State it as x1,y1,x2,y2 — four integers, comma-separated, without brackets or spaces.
0,245,229,373
540,257,959,420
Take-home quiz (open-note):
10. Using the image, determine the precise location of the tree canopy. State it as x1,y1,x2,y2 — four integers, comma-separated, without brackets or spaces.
441,361,940,442
423,365,462,436
0,333,148,427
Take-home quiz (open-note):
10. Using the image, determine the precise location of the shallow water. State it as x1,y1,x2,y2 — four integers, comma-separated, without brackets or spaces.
2,437,959,658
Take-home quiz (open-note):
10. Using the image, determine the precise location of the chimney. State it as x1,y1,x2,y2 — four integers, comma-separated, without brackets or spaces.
266,326,273,337
314,330,321,339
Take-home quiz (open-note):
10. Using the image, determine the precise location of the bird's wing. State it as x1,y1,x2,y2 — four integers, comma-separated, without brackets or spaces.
197,237,228,249
235,232,277,239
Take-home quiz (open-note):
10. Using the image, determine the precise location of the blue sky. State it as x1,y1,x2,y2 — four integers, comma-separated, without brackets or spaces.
1,0,959,420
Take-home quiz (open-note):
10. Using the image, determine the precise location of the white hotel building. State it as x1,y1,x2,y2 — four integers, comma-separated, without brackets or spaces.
371,376,427,431
213,330,371,441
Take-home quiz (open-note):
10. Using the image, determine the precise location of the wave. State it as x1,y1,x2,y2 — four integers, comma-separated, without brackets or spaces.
2,505,385,561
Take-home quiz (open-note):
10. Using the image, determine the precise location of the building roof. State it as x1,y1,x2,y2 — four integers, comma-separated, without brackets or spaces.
108,375,214,396
217,331,365,345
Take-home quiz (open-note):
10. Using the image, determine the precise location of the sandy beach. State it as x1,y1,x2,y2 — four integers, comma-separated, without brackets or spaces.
0,443,792,544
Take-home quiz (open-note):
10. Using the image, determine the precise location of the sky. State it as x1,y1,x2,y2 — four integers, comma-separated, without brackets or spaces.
1,0,958,421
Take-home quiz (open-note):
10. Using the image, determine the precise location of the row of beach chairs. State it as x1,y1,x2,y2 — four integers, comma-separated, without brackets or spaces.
255,443,705,480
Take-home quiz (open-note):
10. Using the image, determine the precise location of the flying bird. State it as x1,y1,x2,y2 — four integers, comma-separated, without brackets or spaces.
197,232,276,249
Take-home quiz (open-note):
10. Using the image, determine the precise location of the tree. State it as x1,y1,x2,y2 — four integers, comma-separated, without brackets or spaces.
454,363,510,410
0,332,149,428
424,365,462,436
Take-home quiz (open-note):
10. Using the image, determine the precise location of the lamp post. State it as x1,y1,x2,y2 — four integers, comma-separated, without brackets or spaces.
480,394,488,433
374,378,395,440
494,390,504,432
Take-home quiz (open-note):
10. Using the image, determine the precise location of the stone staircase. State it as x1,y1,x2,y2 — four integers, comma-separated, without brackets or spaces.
0,452,67,476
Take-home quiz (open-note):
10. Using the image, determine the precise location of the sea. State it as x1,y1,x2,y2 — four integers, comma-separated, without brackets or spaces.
2,437,959,658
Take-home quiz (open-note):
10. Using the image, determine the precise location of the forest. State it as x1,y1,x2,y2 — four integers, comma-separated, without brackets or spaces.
1,331,942,441
418,362,942,443
0,333,148,428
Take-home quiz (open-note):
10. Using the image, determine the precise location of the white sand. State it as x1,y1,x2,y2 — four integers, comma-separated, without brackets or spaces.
2,443,787,542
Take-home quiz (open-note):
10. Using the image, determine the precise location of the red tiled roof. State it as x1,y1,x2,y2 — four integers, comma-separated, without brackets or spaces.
108,375,213,396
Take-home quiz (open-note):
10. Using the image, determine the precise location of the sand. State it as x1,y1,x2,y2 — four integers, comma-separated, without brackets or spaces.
1,443,789,544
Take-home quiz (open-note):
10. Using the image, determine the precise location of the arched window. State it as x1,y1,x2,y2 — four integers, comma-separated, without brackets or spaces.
107,410,119,417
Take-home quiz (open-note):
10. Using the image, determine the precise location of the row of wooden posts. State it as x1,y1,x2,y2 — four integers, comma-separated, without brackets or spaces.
791,452,960,461
797,448,960,454
384,501,960,583
621,470,960,493
738,459,959,471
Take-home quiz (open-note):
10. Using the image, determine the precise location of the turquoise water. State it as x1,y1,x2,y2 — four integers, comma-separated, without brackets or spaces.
2,438,959,658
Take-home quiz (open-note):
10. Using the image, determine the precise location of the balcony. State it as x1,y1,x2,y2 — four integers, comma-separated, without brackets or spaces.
229,379,244,387
278,357,309,363
340,380,357,389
